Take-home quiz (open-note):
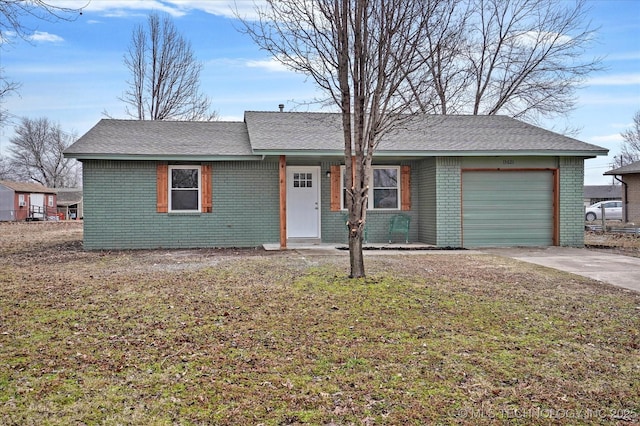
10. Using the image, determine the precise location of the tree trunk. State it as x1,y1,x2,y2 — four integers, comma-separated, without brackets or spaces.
349,229,365,278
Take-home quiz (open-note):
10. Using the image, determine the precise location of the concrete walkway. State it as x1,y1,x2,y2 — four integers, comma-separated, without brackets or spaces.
482,247,640,293
268,242,640,293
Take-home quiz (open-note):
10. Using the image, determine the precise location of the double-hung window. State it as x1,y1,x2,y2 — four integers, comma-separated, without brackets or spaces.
372,167,398,209
168,165,201,212
341,166,400,210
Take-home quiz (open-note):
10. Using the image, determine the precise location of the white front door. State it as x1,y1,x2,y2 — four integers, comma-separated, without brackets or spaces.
287,166,321,238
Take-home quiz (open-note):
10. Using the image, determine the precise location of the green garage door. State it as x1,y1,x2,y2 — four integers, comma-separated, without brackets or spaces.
462,171,554,247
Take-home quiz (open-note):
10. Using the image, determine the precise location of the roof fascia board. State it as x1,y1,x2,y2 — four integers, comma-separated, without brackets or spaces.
65,150,608,161
253,149,607,157
604,170,640,175
65,154,264,161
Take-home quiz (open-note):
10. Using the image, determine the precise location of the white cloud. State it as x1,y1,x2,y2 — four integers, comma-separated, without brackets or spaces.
165,0,266,19
51,0,187,17
606,51,640,61
0,30,16,45
49,0,255,19
610,121,635,130
246,58,291,72
27,31,64,43
517,31,573,47
587,73,640,86
207,56,300,75
589,133,624,144
579,93,640,106
167,0,250,18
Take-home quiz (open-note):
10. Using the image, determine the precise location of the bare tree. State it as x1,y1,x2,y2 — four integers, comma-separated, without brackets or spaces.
0,155,12,180
413,0,601,123
121,13,217,121
408,0,472,115
241,0,438,277
619,110,640,165
7,117,80,188
0,0,82,40
0,68,19,125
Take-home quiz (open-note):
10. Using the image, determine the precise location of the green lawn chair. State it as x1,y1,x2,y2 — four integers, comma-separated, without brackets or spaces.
388,214,410,243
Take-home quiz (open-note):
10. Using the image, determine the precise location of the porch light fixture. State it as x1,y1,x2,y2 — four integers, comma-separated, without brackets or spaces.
326,170,331,178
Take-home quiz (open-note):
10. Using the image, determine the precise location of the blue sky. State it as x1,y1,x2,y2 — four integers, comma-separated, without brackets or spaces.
0,0,638,185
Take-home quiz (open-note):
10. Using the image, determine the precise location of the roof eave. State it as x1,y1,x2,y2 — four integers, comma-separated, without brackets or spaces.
604,170,640,176
65,148,608,160
253,149,608,158
378,149,608,157
64,153,264,161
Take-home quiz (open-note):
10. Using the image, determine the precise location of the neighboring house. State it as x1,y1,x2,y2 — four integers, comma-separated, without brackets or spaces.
64,112,608,250
604,160,640,223
0,181,58,221
583,185,622,207
56,188,84,220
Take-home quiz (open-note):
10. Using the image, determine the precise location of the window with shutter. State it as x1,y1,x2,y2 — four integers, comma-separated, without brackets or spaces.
401,165,411,211
157,163,212,213
329,164,411,211
157,164,168,213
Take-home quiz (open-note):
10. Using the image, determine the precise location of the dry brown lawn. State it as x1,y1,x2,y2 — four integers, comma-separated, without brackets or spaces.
585,229,640,258
1,222,638,425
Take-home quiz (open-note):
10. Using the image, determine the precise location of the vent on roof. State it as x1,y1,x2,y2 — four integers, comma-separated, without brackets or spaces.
278,104,284,112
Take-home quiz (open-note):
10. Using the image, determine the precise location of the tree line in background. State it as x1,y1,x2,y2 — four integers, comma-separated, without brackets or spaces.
1,117,81,187
0,1,84,187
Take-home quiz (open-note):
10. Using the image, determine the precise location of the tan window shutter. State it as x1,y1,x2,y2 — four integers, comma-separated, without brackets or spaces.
157,164,168,213
201,164,212,213
330,165,341,211
401,165,411,211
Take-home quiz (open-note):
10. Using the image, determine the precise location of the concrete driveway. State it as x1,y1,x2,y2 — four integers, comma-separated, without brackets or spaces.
482,247,640,293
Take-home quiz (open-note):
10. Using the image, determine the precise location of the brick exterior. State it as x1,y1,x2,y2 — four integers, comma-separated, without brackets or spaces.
559,157,585,247
82,156,589,249
623,174,640,223
435,157,462,247
82,160,280,249
432,156,587,248
319,160,419,244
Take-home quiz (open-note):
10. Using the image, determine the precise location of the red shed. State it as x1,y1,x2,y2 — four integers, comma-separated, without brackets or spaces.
0,181,58,221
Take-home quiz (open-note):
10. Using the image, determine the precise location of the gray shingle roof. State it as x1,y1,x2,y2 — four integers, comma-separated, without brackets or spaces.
65,113,608,159
583,185,622,199
245,111,607,154
605,159,640,175
56,188,83,205
245,111,345,151
65,119,253,157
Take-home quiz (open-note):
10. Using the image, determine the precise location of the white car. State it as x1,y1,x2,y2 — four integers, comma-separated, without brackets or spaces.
585,200,623,221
